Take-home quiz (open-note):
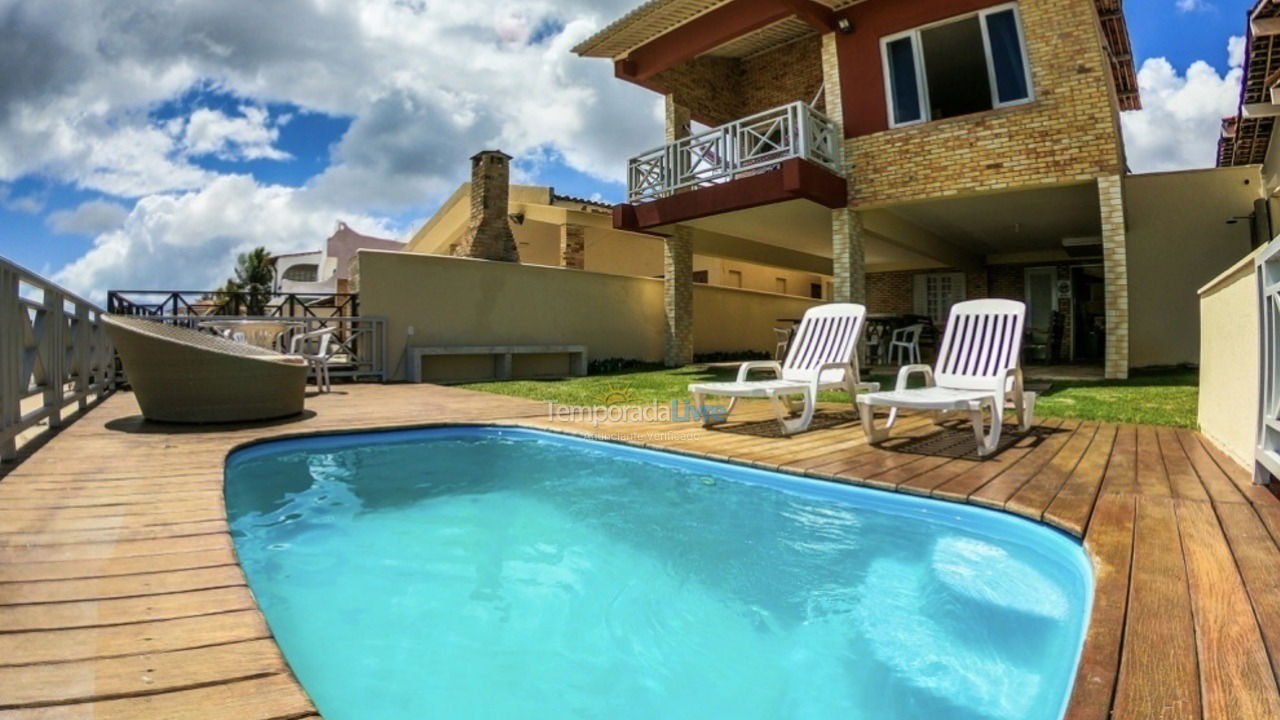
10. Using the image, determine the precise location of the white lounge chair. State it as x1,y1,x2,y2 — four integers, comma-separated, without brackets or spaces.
690,303,880,435
856,299,1036,457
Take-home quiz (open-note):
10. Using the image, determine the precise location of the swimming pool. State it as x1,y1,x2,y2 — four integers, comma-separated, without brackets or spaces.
226,426,1092,720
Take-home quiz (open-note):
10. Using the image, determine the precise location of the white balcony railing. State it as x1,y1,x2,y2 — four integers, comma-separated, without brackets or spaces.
1,257,115,461
627,101,843,204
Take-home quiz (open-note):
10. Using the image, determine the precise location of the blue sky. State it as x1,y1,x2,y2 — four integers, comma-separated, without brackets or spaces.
0,0,1257,298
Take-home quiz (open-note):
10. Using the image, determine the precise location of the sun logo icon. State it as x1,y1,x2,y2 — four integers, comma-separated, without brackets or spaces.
595,383,637,406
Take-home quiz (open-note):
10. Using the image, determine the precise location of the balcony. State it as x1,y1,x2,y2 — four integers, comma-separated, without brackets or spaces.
627,101,842,203
615,102,848,234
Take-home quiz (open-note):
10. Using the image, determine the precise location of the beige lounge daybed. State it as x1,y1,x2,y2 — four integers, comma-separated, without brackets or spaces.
104,314,308,423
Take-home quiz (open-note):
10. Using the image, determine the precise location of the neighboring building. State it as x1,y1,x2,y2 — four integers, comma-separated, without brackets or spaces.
273,222,405,295
1218,0,1280,230
576,0,1260,377
405,150,834,298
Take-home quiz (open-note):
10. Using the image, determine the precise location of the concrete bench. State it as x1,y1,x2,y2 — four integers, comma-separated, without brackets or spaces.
408,345,588,383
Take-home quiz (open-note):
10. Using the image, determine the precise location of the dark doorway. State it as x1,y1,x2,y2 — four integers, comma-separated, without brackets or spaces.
1071,265,1105,363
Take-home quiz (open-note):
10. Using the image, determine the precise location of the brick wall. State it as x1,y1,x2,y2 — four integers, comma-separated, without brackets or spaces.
740,36,825,117
842,0,1124,208
658,36,825,127
452,151,520,262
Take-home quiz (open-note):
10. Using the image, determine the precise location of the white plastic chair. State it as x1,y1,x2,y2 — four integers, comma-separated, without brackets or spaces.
856,299,1036,456
290,328,337,393
689,304,880,435
888,323,925,365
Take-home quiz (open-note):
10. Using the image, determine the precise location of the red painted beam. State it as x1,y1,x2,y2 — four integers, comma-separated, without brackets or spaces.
618,0,794,82
778,0,838,33
613,158,848,232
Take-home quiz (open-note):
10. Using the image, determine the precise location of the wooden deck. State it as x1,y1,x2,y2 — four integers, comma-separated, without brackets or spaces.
2,384,1280,719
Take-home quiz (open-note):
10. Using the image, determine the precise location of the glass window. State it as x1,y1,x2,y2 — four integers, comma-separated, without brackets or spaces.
883,4,1032,127
886,37,922,126
282,264,319,282
985,9,1030,104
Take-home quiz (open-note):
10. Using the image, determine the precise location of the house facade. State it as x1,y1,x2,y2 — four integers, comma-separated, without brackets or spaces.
576,0,1165,377
272,221,405,295
405,151,834,299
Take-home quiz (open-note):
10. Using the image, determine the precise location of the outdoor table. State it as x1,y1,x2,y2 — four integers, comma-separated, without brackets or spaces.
198,320,305,351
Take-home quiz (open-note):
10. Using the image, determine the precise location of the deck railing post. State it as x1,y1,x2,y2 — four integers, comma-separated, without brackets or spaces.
0,265,20,460
41,287,64,429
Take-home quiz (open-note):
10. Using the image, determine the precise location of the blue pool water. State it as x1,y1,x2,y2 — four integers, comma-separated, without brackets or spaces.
226,426,1092,720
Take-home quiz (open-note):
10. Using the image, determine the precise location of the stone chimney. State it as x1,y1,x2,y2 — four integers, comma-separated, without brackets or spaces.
452,150,520,262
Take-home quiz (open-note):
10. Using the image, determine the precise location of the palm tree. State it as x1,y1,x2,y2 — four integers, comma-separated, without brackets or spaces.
224,247,274,315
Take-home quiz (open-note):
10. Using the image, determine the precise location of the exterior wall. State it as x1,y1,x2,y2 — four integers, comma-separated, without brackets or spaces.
739,36,825,117
694,284,822,355
839,0,1124,208
1198,248,1263,471
658,35,824,127
1125,167,1261,367
355,251,824,382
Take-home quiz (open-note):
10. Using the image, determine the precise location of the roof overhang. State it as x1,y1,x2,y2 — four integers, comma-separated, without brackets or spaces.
1219,0,1280,167
577,0,1139,110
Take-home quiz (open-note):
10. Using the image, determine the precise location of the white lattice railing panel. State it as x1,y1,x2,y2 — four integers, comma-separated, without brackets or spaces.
626,101,843,203
1,257,115,461
1258,240,1280,483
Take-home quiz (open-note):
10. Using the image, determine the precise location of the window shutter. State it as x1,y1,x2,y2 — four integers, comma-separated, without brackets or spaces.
913,275,928,316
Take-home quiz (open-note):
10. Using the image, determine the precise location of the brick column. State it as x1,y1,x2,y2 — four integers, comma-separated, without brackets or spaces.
1098,175,1130,379
820,33,844,133
664,226,694,367
832,208,867,304
665,95,691,143
560,224,585,270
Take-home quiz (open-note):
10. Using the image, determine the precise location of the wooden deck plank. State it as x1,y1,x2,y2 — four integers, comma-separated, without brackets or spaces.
1100,425,1139,496
1134,426,1172,498
1043,425,1119,537
1112,496,1200,720
1005,422,1099,521
1212,502,1280,691
0,586,255,633
1175,500,1280,718
1,386,1279,718
930,419,1065,502
0,673,315,720
0,639,289,710
0,565,245,605
1064,492,1135,720
1158,427,1210,502
968,419,1082,508
0,610,272,666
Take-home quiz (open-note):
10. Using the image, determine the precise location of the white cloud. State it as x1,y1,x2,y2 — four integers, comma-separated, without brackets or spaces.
46,199,130,235
1121,38,1244,173
1176,0,1210,12
0,0,658,296
53,175,402,299
1229,35,1247,68
178,106,290,161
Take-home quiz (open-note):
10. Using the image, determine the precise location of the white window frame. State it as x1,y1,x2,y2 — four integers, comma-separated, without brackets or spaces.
880,2,1034,129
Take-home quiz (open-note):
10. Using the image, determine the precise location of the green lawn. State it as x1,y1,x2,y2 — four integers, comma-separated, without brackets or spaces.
461,365,1199,428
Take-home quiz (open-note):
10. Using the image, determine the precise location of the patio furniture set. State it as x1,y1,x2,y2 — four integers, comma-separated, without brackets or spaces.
694,300,1036,455
108,299,1038,456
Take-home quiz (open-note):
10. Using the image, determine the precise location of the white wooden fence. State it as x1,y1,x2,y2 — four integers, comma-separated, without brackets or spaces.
1,257,115,461
1257,239,1280,483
